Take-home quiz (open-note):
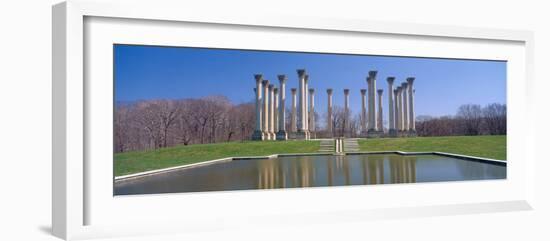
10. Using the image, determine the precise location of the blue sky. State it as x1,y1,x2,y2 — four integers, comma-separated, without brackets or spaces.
114,44,506,118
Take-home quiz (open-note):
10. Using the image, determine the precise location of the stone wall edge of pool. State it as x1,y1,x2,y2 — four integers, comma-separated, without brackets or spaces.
114,151,506,182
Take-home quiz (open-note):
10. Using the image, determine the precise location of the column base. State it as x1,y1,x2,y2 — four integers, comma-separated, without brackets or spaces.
276,130,288,140
294,130,310,140
366,129,381,138
251,130,265,140
388,129,398,137
408,130,417,137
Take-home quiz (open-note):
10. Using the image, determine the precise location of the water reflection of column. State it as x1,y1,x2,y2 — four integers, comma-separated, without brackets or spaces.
409,156,417,183
403,156,411,183
291,159,298,187
327,157,334,186
368,158,377,184
389,155,396,183
362,155,369,185
277,159,285,188
402,156,409,183
300,156,310,187
344,155,350,185
377,158,384,184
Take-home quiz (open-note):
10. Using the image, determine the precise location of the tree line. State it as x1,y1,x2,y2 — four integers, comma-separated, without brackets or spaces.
114,96,255,153
115,95,505,152
415,103,506,136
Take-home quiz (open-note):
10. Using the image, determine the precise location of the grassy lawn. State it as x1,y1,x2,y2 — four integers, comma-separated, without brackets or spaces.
358,135,506,161
115,140,320,176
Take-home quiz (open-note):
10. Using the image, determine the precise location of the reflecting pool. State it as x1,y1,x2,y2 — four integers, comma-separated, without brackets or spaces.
114,154,506,195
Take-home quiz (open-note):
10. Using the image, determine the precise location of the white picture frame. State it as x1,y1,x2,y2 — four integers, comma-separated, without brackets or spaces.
52,0,535,240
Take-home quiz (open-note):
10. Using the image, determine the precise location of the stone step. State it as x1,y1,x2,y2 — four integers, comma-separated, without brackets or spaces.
319,139,336,152
343,138,360,152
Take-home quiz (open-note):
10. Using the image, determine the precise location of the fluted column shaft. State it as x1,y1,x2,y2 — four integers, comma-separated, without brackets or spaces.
327,89,333,135
393,88,399,132
254,75,263,132
297,70,307,132
360,89,367,134
397,86,404,131
291,88,297,132
377,89,384,132
309,88,315,134
407,77,416,132
269,84,275,139
367,71,377,132
277,75,288,140
262,80,270,136
344,89,350,135
274,88,279,133
387,77,395,132
401,82,409,132
304,75,310,138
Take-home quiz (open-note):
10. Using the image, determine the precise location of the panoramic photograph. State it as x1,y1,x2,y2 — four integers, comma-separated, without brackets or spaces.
113,44,506,195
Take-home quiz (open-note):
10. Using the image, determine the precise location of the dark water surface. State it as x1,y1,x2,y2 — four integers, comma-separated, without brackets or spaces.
114,154,506,195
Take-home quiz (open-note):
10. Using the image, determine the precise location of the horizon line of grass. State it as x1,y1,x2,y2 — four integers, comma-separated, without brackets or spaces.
114,140,320,176
358,135,506,161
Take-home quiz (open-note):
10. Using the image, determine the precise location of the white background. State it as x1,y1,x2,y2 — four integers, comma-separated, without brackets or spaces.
1,0,549,240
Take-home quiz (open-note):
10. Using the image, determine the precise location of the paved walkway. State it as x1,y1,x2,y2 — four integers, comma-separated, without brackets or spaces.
319,139,335,152
343,138,360,152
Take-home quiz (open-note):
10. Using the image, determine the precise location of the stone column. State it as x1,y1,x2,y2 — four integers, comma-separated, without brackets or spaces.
360,89,367,136
396,86,402,132
366,71,377,135
377,89,384,133
296,69,308,139
344,89,350,137
274,88,279,134
277,75,288,140
252,74,264,140
309,88,315,139
269,84,275,140
401,82,409,134
399,86,405,132
393,88,399,136
262,80,270,138
407,77,416,135
291,88,297,133
304,74,310,139
387,77,396,136
326,88,333,137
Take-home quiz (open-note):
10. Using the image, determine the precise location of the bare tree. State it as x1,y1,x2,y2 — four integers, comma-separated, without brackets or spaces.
483,103,506,135
456,104,483,135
